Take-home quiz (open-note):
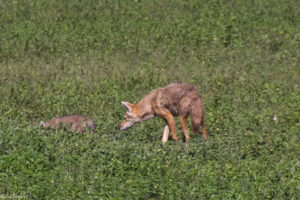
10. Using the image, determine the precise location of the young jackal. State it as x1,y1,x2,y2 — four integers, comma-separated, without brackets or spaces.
40,114,96,133
120,83,207,143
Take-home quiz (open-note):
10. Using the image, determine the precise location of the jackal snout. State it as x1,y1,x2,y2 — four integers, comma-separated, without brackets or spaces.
119,101,146,130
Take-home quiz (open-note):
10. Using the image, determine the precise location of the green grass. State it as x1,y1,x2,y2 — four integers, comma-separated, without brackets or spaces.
0,0,299,199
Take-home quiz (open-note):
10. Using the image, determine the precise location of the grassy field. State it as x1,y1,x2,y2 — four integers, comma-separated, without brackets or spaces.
0,0,299,199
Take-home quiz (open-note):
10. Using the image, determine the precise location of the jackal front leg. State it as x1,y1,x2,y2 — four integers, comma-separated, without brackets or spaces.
153,106,178,142
162,124,169,144
163,112,178,141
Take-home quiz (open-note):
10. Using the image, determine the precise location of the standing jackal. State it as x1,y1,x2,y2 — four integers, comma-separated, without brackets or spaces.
120,83,207,143
40,114,96,133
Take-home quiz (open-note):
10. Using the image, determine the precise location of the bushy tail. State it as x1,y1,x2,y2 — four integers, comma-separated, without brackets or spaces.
191,98,204,133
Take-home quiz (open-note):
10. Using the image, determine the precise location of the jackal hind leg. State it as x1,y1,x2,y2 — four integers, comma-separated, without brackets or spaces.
201,122,207,140
179,115,190,142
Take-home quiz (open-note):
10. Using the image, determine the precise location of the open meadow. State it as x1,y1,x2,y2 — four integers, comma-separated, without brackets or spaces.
0,0,299,199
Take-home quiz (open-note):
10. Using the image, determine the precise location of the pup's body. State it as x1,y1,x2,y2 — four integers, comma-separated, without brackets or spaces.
120,83,207,143
40,114,96,133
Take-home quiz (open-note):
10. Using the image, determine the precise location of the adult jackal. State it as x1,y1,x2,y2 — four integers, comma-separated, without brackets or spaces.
120,83,207,143
40,114,96,133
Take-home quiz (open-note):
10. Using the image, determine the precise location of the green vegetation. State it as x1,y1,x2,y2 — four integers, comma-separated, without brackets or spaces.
0,0,299,199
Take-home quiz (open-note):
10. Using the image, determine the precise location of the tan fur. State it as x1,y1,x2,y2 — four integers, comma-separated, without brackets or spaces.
41,114,96,133
120,83,207,143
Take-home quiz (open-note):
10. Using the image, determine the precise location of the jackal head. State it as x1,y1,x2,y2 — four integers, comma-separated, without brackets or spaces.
120,101,140,130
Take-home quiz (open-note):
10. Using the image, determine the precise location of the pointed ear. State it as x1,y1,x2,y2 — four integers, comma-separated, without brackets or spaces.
121,101,133,112
40,121,45,127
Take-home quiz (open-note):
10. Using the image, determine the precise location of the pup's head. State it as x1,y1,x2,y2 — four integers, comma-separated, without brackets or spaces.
40,121,49,128
86,119,97,132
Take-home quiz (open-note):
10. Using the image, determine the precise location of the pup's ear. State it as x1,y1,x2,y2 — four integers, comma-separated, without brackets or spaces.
40,121,46,127
121,101,133,112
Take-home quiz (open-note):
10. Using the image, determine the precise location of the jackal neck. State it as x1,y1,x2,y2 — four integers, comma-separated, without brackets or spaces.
136,91,155,119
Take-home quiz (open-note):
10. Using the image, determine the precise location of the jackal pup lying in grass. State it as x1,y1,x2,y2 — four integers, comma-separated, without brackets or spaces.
40,114,96,133
120,83,207,143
